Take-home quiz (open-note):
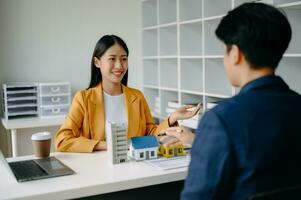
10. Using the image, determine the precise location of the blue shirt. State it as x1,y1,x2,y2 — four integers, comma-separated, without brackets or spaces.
181,75,301,200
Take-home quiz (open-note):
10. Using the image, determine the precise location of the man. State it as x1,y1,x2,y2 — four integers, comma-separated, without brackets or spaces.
165,2,301,199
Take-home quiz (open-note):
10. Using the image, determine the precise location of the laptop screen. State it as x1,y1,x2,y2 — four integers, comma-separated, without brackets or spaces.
0,149,75,182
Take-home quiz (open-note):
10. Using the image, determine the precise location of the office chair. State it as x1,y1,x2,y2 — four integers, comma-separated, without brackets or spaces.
248,185,301,200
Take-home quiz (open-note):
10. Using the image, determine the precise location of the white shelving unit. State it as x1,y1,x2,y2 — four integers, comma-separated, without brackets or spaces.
180,22,202,56
142,0,301,120
275,1,301,94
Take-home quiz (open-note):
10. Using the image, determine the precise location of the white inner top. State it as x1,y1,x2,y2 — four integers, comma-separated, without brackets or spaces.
103,91,127,136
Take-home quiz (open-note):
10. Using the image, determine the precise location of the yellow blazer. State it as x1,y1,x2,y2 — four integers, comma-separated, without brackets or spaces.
56,84,172,152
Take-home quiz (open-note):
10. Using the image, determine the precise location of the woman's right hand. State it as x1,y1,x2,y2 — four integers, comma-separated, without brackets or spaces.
93,141,107,151
168,103,202,125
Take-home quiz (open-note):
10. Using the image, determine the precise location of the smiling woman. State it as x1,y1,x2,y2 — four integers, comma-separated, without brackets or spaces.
89,35,129,90
55,35,200,153
93,43,128,91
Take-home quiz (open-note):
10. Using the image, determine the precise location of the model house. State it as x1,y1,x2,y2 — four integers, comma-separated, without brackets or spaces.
158,144,184,158
129,136,159,161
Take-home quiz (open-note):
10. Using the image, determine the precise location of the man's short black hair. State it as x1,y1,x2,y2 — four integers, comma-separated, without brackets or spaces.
215,2,292,70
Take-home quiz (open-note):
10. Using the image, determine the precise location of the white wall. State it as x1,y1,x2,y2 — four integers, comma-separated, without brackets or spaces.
0,0,142,156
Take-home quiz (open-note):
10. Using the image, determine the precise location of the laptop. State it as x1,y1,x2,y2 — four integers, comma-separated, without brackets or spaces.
0,149,75,182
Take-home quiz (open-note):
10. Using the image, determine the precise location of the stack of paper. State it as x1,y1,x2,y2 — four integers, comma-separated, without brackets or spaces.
144,156,190,170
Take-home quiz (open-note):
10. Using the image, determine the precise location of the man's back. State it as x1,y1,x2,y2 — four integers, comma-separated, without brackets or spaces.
182,75,301,200
218,75,301,198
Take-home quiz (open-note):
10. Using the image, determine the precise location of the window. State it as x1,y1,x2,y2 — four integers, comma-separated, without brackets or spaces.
120,159,125,163
178,148,182,153
169,149,173,155
151,151,155,157
140,152,144,158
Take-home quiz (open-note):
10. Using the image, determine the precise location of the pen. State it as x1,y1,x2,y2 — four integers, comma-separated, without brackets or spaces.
157,132,167,137
157,129,183,137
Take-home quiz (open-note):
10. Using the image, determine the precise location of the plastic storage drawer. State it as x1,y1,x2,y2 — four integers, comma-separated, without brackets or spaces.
39,83,70,96
40,105,69,117
40,95,70,106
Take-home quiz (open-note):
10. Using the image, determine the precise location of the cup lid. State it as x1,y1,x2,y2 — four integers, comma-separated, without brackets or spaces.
31,132,51,141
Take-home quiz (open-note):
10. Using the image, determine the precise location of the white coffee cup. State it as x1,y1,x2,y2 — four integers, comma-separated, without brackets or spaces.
31,132,51,158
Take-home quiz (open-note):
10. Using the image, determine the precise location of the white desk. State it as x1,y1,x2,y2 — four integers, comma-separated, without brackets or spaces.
1,117,65,157
0,152,188,200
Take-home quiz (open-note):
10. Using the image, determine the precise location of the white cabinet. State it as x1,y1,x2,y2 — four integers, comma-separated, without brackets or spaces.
142,0,301,125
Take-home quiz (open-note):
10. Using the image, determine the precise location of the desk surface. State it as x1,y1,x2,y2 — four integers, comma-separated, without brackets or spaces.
0,152,188,200
1,117,65,129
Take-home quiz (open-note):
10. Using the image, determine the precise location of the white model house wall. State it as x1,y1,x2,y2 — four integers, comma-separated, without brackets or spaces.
131,146,158,161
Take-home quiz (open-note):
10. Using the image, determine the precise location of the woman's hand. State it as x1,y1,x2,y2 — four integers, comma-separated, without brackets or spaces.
169,103,202,125
93,141,107,151
161,127,195,147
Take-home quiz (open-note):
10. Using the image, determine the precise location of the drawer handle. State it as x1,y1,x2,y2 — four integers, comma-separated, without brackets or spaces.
50,87,60,93
51,108,61,114
51,97,61,103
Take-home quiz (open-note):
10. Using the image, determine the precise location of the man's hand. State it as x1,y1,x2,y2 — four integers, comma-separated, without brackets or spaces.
163,127,195,147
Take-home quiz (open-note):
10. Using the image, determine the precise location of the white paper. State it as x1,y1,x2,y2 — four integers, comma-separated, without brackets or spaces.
144,156,190,170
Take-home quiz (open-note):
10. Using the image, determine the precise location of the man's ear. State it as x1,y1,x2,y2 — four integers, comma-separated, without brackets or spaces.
94,57,101,68
229,44,243,65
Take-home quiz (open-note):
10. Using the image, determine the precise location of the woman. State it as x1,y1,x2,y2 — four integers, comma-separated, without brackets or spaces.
56,35,200,152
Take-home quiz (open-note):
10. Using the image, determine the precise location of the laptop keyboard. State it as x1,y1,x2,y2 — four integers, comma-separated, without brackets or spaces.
9,160,48,180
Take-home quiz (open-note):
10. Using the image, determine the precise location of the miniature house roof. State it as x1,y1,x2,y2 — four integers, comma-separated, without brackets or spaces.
130,136,159,149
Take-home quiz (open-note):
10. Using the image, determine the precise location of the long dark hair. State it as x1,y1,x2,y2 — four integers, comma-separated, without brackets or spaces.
88,35,129,89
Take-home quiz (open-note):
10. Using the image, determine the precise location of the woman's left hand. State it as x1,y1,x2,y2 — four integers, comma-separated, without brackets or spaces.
169,103,202,125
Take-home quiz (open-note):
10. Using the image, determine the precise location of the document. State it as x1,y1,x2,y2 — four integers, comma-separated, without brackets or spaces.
144,156,190,170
